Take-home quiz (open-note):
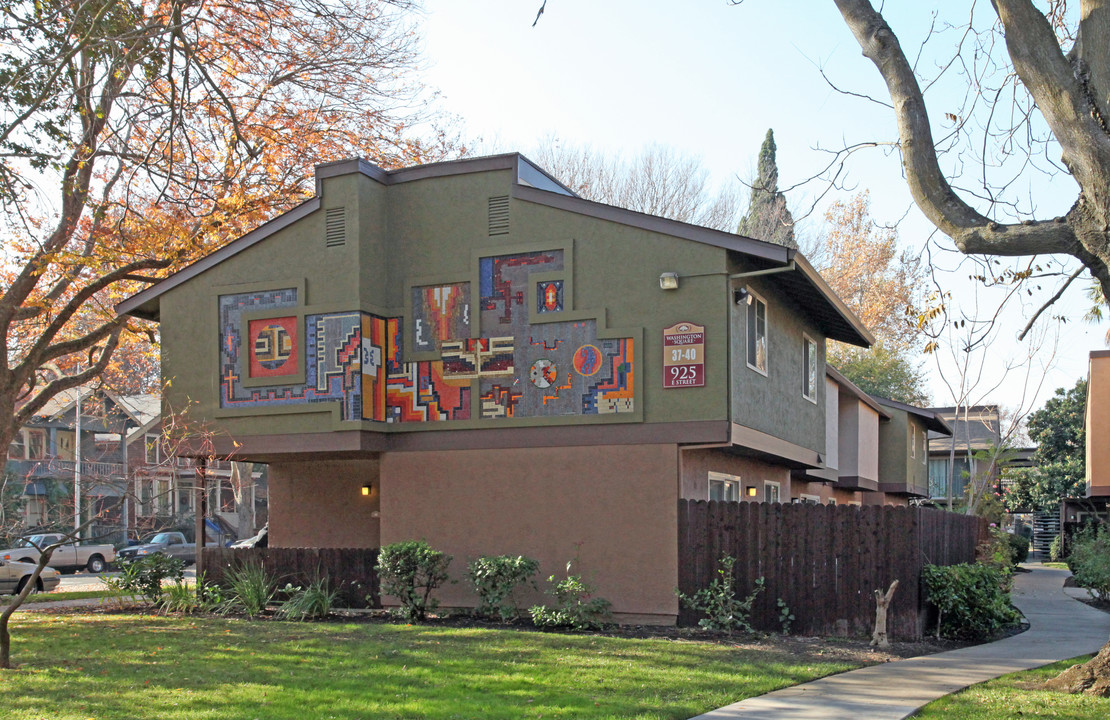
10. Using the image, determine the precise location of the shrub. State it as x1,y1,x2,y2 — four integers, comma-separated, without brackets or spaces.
104,554,185,604
376,540,452,621
276,576,337,621
220,559,277,618
1049,533,1065,562
1005,533,1030,564
1067,524,1110,601
921,563,1021,640
529,562,612,631
676,555,765,636
158,580,197,614
467,554,540,621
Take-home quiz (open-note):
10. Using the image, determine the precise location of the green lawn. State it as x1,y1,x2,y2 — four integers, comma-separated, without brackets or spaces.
1,612,860,720
911,657,1110,719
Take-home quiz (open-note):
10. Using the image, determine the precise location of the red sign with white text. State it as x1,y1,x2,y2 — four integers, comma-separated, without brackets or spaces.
663,322,705,388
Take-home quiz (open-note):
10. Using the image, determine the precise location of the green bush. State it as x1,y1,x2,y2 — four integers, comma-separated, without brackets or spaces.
529,562,612,631
921,563,1021,640
1049,533,1065,562
220,559,277,618
276,576,337,621
1005,532,1030,564
1067,525,1110,601
676,555,765,636
104,554,185,604
376,540,452,621
467,554,539,622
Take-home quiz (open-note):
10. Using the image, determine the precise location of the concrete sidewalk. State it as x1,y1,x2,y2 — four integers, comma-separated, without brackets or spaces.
690,563,1110,719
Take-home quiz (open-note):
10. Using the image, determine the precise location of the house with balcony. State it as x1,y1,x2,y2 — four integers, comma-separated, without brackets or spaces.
117,153,901,622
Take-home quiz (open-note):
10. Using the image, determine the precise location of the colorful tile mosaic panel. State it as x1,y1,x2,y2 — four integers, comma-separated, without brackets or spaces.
412,283,470,353
217,247,633,425
536,280,564,314
248,316,298,378
219,290,363,420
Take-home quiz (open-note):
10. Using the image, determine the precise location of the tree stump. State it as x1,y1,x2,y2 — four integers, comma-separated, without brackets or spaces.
870,579,899,650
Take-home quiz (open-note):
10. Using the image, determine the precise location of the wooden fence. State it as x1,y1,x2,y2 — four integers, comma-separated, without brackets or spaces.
677,501,987,639
202,547,380,608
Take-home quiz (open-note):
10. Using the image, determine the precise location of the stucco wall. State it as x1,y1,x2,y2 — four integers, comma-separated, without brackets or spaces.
1088,352,1110,497
269,458,381,548
380,444,679,623
729,273,826,455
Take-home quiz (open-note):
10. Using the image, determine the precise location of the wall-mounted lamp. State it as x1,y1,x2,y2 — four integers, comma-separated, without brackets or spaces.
361,483,373,496
659,272,679,290
747,486,759,497
733,288,750,305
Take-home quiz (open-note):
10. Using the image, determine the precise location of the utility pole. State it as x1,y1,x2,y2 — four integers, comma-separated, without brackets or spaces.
74,388,82,540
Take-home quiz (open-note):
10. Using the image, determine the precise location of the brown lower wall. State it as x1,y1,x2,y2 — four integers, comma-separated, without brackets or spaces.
381,444,680,623
269,458,381,548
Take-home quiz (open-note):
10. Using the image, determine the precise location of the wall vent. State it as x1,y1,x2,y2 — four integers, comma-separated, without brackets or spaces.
325,207,347,247
488,196,510,236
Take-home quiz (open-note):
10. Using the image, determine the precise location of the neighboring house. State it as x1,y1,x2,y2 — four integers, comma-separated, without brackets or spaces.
926,405,1002,505
117,152,951,623
4,389,265,541
5,387,154,537
873,397,952,502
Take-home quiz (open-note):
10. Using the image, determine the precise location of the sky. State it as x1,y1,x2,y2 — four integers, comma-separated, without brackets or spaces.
416,0,1107,420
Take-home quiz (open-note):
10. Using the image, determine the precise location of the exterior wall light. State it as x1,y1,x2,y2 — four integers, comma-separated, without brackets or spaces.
747,486,759,497
361,483,373,496
659,272,679,290
734,288,750,305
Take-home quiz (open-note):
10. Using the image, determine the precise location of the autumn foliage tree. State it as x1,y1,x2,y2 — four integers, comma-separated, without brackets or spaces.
0,0,458,466
812,191,929,403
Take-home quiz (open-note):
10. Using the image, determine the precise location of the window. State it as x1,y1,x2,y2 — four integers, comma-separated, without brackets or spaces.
746,293,768,374
911,425,916,458
25,429,45,459
145,433,161,464
928,457,971,499
827,498,837,506
798,494,821,505
708,472,741,502
802,335,817,401
764,481,781,504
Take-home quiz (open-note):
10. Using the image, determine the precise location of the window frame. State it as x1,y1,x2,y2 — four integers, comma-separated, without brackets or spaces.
708,472,742,502
764,480,781,504
144,433,161,465
802,334,817,402
746,291,769,376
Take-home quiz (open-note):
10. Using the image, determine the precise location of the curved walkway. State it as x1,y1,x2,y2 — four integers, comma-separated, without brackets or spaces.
690,563,1110,719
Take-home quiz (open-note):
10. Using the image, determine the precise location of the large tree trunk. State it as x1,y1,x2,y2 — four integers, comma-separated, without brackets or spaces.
1042,638,1110,696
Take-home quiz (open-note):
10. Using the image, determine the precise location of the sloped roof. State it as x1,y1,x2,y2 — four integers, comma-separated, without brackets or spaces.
117,153,873,346
870,395,952,436
927,405,1000,451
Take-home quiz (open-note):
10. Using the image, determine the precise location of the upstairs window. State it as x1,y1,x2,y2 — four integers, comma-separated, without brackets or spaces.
802,335,817,401
746,293,768,374
145,433,161,464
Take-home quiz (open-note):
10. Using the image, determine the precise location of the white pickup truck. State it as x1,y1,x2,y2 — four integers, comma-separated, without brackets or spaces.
0,533,116,573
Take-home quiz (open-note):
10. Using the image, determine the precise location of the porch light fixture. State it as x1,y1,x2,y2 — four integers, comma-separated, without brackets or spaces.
361,483,372,496
659,272,679,290
734,288,751,305
747,487,758,497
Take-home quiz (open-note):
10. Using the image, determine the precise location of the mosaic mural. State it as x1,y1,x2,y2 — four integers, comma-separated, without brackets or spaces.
218,248,635,424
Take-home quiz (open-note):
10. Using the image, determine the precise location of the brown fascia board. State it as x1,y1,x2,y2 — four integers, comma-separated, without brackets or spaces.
790,254,875,347
826,365,890,418
871,395,953,436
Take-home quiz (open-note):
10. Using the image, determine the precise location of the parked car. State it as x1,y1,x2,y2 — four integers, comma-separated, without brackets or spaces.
116,531,221,565
229,524,267,549
0,558,61,595
0,533,116,573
